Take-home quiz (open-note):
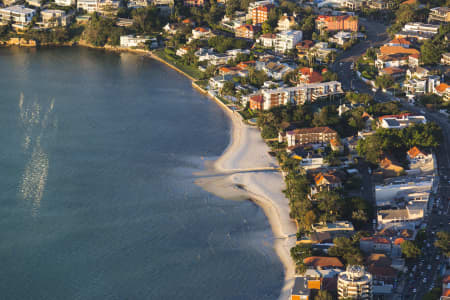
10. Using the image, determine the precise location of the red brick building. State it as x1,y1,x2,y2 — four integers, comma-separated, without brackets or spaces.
315,15,358,32
252,4,274,25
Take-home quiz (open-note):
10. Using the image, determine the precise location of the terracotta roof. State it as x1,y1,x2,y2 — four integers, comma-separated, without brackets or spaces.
296,40,314,49
303,256,344,268
314,172,341,186
409,54,419,59
382,67,405,75
436,83,450,93
380,46,419,56
219,66,241,73
378,113,411,121
237,24,254,32
182,18,193,24
407,146,427,159
394,237,406,245
389,38,411,45
307,280,321,289
288,126,337,135
401,0,416,5
194,27,210,32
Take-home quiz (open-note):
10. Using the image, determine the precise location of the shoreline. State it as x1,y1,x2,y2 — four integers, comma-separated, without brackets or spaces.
1,43,297,299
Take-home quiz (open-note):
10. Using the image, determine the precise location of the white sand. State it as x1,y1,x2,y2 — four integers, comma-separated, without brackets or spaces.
196,109,298,300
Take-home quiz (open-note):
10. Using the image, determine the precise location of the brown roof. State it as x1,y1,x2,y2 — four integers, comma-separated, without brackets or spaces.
296,40,314,49
303,256,344,268
314,173,342,186
368,265,398,277
288,126,337,135
380,46,419,56
389,38,411,45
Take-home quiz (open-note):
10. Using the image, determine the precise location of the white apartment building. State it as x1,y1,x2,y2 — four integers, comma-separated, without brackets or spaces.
338,265,373,300
77,0,98,13
274,30,302,53
259,81,343,110
54,0,76,6
0,5,35,30
396,22,440,40
120,35,150,48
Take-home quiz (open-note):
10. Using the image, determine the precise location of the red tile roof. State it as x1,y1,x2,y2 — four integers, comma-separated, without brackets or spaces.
389,38,411,45
407,146,427,159
394,238,406,245
436,83,450,93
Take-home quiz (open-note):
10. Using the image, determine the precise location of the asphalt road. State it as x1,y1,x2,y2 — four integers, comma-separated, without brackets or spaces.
331,19,450,299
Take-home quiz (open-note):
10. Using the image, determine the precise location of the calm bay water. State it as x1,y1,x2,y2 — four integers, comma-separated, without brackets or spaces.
0,47,283,299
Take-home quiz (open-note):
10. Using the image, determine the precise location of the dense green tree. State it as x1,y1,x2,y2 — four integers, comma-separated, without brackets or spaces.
435,231,450,257
132,6,163,33
420,40,442,65
375,74,394,89
315,290,333,300
328,236,364,265
400,240,421,259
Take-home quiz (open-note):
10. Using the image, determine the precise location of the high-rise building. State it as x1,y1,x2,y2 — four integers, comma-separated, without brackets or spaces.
337,265,373,299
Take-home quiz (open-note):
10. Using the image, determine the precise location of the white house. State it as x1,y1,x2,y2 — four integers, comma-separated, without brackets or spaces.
0,5,35,30
257,33,276,48
277,14,297,31
274,30,302,53
55,0,76,6
77,0,98,12
39,9,69,27
120,35,150,48
192,27,211,39
407,146,433,165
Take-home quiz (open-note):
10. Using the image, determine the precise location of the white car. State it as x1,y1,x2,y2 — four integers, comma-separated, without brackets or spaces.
413,288,417,293
423,278,427,283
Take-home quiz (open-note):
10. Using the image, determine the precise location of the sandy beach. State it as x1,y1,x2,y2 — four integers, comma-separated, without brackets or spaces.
196,109,298,300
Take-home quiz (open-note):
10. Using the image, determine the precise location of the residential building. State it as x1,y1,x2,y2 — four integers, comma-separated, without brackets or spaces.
310,42,337,62
380,66,406,79
251,3,274,25
378,113,426,129
263,62,294,80
408,54,420,68
257,82,343,110
337,265,373,300
39,9,69,27
367,0,393,9
284,127,338,147
298,67,323,84
312,221,354,233
329,31,363,46
235,24,256,39
274,30,303,53
296,40,314,59
26,0,42,7
387,38,411,48
257,33,276,47
377,206,424,228
395,22,440,41
315,15,358,32
183,0,203,6
127,0,148,8
360,237,393,254
176,46,189,57
54,0,75,5
343,0,364,10
0,5,35,30
435,83,450,102
441,53,450,65
277,14,297,31
428,7,450,23
192,27,211,39
77,0,98,12
375,54,410,70
304,256,344,269
311,171,343,194
120,35,150,48
97,0,121,15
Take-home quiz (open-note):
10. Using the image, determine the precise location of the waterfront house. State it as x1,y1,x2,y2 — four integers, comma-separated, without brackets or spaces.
304,256,344,270
0,5,35,30
39,9,70,28
120,35,150,48
283,127,338,147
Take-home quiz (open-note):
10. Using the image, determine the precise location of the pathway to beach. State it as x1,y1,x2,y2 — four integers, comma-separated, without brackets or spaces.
196,109,298,300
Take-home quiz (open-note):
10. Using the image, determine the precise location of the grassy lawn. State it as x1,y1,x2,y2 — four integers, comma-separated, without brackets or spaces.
153,49,204,80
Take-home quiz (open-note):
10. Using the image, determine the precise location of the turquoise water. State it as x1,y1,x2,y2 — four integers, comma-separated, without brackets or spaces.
0,47,283,299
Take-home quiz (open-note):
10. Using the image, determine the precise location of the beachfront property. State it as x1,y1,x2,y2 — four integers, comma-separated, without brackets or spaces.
304,256,344,270
249,81,343,110
281,126,338,147
120,35,151,48
337,265,373,300
274,30,303,53
311,221,354,233
0,5,35,30
378,113,426,129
